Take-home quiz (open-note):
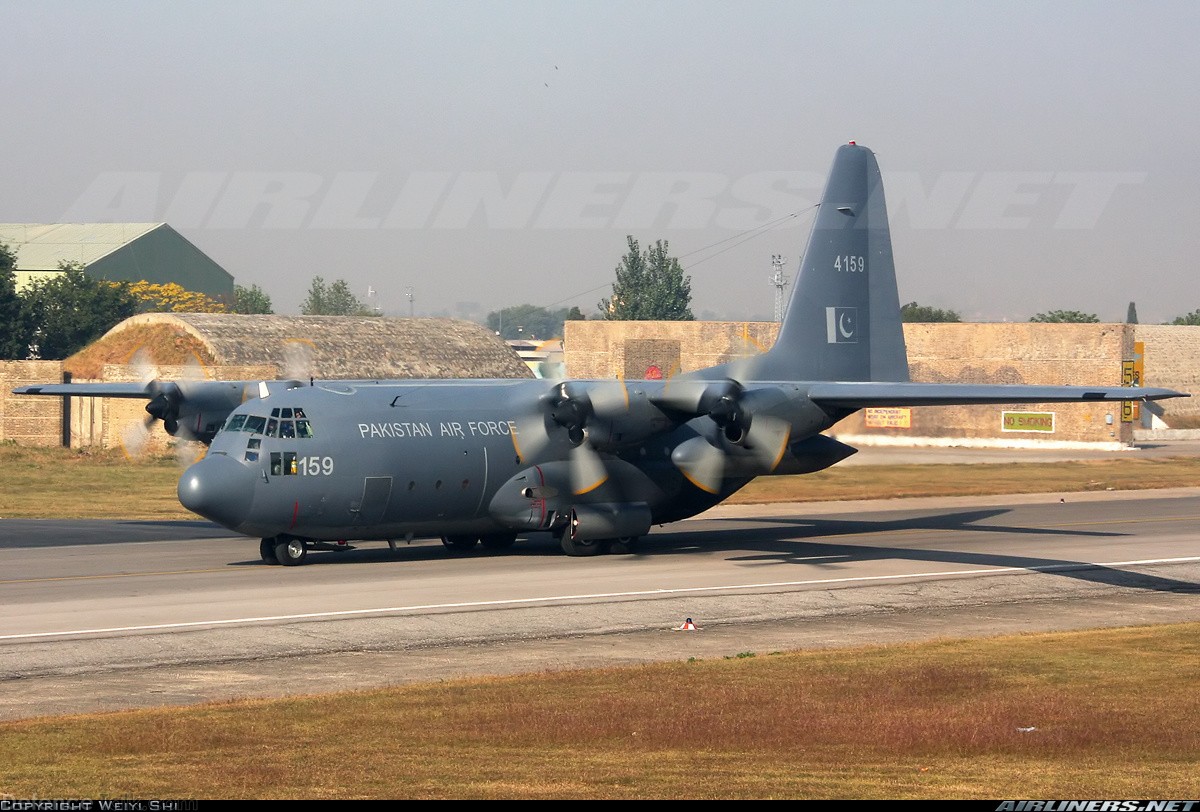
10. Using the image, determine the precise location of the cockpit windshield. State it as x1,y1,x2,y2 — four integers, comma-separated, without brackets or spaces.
223,407,313,438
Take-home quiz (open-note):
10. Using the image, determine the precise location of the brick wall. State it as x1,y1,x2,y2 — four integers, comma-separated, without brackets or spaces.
0,361,66,447
1135,325,1200,426
1,362,274,450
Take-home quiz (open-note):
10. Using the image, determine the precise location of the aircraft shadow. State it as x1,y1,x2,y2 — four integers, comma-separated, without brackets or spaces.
229,507,1199,593
643,508,1199,594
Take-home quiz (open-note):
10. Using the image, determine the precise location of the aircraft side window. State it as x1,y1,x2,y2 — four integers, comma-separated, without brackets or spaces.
270,452,282,476
245,415,267,434
295,419,313,438
247,438,261,450
280,421,296,439
244,451,259,462
225,414,248,432
283,451,297,475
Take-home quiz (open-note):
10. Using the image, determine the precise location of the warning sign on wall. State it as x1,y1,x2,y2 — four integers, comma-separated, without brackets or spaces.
865,407,912,428
1002,411,1056,433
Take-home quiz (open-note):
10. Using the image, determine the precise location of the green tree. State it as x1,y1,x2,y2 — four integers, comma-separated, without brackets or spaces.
1126,302,1138,324
486,304,576,340
600,236,694,320
232,283,274,314
300,276,374,316
19,261,138,359
900,301,961,323
1029,310,1099,323
0,242,28,359
1170,309,1200,326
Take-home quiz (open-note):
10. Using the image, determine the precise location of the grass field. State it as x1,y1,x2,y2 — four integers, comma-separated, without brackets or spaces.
1,624,1198,799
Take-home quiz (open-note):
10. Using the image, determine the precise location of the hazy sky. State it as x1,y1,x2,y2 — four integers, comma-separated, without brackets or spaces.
3,1,1198,324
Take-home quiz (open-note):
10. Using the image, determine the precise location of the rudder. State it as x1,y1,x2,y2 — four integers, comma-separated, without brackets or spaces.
752,143,909,383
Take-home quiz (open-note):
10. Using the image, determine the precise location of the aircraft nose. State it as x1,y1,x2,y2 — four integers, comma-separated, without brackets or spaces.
178,453,256,530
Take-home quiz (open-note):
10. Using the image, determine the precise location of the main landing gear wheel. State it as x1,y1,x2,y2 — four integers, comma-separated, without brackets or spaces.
260,537,279,565
441,534,479,552
560,535,606,557
274,536,308,566
480,533,517,551
607,536,641,555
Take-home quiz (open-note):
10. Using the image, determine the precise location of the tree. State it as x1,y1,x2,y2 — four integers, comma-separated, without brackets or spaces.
900,301,961,323
1126,302,1138,324
232,283,274,314
1170,309,1200,326
486,304,576,340
1029,310,1099,323
0,242,28,359
19,261,138,359
300,276,375,316
127,281,226,313
600,236,694,321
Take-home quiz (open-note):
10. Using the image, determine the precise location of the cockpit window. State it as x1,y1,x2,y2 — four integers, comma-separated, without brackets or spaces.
244,415,267,435
225,414,247,432
266,418,279,437
296,419,313,438
280,420,296,439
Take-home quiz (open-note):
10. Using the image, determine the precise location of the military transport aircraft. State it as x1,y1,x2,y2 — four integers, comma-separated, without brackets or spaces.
15,143,1185,565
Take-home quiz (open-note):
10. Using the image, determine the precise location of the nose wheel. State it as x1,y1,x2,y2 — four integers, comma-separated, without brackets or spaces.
261,535,308,566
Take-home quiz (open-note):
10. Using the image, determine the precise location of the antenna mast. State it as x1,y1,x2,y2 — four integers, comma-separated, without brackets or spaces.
770,254,789,322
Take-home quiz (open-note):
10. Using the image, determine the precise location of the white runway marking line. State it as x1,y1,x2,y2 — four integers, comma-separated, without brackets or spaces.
4,555,1198,641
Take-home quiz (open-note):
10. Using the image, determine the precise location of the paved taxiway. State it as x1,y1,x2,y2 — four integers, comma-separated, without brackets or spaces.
2,485,1199,720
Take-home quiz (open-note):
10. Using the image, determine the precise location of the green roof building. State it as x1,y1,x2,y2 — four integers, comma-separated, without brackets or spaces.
0,223,234,303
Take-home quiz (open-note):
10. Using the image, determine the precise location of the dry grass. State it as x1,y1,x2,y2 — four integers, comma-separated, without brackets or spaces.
64,323,216,379
1,624,1198,798
0,443,195,520
3,444,1199,520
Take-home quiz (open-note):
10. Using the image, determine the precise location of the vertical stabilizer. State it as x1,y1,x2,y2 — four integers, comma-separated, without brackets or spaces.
752,143,909,383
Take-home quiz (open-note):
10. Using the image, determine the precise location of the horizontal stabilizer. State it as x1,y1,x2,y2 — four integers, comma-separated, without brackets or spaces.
805,382,1186,408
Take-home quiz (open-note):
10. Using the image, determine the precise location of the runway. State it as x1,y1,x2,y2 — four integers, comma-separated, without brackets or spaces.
2,488,1199,720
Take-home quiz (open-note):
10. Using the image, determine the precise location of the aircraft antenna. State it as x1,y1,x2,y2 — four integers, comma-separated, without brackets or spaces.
770,254,789,322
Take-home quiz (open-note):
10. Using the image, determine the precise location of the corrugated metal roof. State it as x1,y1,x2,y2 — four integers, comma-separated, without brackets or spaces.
0,223,164,269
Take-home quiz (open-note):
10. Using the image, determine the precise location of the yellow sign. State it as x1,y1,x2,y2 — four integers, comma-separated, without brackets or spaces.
865,407,911,429
1002,411,1055,433
1121,341,1143,422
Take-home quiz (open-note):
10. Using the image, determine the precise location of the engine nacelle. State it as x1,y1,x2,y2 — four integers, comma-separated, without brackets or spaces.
570,502,652,541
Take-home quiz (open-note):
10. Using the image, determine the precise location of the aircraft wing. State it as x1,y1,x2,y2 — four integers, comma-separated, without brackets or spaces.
804,382,1187,409
12,382,156,398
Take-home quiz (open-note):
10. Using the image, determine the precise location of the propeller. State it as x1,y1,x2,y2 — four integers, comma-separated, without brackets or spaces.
663,379,793,494
513,379,635,496
281,338,317,381
118,346,209,459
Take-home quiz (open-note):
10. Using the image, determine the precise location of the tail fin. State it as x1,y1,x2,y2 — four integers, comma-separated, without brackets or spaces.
752,143,909,383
